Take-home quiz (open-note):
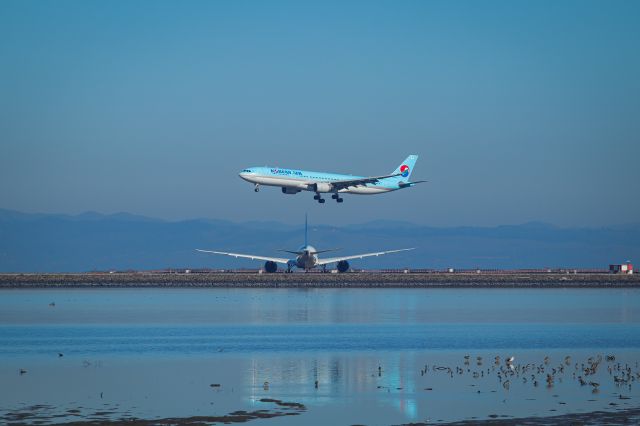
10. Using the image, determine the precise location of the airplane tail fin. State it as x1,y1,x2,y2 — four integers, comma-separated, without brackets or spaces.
391,155,418,180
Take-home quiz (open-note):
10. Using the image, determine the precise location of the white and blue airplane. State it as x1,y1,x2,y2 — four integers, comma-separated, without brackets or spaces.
196,216,414,273
239,154,425,203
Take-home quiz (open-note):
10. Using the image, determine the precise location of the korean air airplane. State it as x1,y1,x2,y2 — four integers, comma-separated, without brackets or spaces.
196,215,414,273
239,154,425,203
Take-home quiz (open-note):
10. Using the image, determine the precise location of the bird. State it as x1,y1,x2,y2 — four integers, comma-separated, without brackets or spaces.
546,374,554,387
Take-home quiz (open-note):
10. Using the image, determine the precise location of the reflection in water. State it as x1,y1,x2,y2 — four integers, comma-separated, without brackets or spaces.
246,352,421,421
1,288,638,325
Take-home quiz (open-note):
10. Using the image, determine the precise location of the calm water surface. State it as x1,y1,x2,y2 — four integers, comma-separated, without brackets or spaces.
1,288,639,424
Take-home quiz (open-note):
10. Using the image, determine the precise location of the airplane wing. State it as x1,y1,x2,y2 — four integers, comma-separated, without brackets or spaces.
316,248,415,266
317,173,401,191
196,249,290,264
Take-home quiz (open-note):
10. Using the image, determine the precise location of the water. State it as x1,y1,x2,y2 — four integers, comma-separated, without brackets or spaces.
1,288,639,424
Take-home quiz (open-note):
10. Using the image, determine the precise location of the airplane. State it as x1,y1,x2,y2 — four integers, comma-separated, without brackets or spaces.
238,154,425,203
196,215,414,273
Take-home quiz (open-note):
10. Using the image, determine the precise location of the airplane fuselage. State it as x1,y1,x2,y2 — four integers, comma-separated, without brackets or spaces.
295,245,318,269
239,167,397,195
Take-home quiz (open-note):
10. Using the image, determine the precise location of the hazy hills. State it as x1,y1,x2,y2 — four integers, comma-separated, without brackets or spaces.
0,209,637,272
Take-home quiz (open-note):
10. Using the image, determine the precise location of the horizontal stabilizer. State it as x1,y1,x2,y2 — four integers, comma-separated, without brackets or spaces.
279,250,304,255
279,248,341,256
310,248,341,255
399,180,428,188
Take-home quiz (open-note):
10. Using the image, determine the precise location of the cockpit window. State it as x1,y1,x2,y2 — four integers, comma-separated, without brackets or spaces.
242,169,252,173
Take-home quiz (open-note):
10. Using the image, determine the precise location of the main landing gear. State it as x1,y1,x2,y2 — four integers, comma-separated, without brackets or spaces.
314,192,343,204
254,184,260,192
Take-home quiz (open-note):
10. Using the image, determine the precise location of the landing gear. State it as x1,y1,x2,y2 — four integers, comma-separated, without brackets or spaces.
254,184,260,192
314,193,325,203
331,193,343,203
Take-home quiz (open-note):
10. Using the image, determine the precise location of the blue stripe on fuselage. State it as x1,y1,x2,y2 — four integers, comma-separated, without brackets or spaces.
249,167,401,189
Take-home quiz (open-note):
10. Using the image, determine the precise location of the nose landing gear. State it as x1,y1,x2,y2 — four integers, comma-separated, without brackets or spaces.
254,184,260,192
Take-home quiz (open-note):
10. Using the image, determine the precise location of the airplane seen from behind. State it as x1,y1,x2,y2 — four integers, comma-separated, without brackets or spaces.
238,154,425,203
196,216,414,273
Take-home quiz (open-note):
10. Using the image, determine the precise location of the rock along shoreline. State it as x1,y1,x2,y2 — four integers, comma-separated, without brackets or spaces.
0,272,638,288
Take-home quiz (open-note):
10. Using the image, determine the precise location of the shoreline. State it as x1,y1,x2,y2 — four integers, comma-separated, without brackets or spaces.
3,406,640,426
0,272,638,288
426,407,640,426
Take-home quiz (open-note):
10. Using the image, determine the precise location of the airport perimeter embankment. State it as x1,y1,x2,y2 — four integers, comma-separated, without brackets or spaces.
0,272,639,288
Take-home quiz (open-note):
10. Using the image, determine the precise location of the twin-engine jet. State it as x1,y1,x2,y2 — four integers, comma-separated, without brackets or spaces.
239,155,425,203
196,216,414,273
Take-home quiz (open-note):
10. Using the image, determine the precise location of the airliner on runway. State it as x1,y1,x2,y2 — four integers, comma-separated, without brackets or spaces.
239,155,425,203
196,216,414,273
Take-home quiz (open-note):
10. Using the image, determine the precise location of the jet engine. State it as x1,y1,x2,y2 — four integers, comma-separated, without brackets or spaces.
282,187,301,195
336,260,350,273
311,182,333,193
264,261,278,273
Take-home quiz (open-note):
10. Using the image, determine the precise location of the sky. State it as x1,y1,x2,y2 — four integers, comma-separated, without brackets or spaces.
1,0,639,227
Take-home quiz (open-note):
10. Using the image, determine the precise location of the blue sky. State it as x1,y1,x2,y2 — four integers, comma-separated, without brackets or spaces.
1,0,638,226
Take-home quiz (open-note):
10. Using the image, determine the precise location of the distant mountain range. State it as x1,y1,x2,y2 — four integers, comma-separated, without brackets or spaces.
0,209,638,272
